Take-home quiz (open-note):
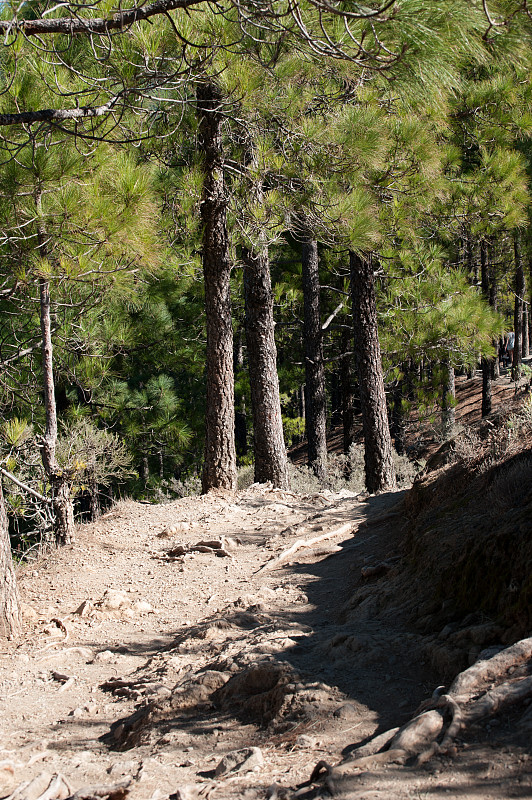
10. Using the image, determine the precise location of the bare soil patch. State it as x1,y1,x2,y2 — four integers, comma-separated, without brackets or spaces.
1,469,531,799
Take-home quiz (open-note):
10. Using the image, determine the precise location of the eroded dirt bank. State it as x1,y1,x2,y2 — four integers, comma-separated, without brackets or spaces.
0,483,531,800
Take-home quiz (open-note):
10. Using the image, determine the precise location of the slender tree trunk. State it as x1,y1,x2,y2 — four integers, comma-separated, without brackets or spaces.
243,244,289,488
197,82,237,493
0,480,21,639
299,385,305,421
301,236,327,483
442,358,456,439
241,140,288,489
233,325,248,458
349,251,396,493
39,277,74,546
140,455,149,486
467,237,478,286
480,241,492,417
391,364,407,456
513,233,525,382
340,331,356,456
36,190,74,546
522,303,529,359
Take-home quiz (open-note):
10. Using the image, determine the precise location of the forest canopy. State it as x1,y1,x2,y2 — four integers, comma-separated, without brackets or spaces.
0,0,531,576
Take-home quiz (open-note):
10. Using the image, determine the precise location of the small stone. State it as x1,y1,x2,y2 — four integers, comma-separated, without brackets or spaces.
94,649,114,662
173,786,197,800
333,703,359,720
214,747,264,777
20,603,39,621
74,599,94,617
294,734,315,748
133,600,154,613
99,590,129,610
107,760,139,776
69,707,84,718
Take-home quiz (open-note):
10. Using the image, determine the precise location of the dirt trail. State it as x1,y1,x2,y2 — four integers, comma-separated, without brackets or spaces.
0,484,530,799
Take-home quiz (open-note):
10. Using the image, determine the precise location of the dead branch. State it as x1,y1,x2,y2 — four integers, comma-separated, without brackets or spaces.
5,772,72,800
67,777,132,800
257,522,354,573
0,466,51,505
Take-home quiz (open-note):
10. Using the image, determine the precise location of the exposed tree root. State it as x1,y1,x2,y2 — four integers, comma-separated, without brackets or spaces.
257,522,354,573
449,637,532,698
302,636,532,796
5,774,132,800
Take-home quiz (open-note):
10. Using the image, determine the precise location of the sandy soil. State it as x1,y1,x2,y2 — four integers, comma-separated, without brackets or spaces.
1,473,530,799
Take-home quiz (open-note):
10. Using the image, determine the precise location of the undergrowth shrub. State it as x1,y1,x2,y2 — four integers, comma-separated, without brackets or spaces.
288,445,420,494
161,475,202,497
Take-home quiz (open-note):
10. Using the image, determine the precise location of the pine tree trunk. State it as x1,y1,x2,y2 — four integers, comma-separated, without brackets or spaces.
522,304,529,359
140,455,149,486
52,481,75,546
233,324,248,457
349,251,396,493
39,277,75,546
391,366,407,456
299,385,305,421
0,481,21,639
513,234,525,382
442,359,456,439
301,236,327,483
480,241,492,417
197,82,237,493
340,331,356,457
243,245,289,488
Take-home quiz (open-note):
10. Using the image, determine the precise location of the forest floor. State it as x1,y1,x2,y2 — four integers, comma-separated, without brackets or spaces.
0,369,531,800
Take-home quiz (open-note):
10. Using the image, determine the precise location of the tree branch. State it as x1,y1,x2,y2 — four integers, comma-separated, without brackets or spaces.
0,0,202,37
0,96,122,127
0,467,52,505
322,301,344,331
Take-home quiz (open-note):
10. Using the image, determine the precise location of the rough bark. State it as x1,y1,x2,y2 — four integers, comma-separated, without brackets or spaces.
197,82,237,492
233,325,248,458
301,237,328,484
441,358,456,439
39,277,75,546
391,366,407,456
340,331,356,460
140,455,149,486
480,241,492,417
488,264,500,379
522,304,529,359
512,233,525,381
243,245,289,489
52,481,75,546
349,251,396,493
0,480,21,639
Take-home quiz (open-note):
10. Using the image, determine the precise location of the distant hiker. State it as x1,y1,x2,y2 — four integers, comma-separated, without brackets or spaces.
507,331,515,366
499,337,507,366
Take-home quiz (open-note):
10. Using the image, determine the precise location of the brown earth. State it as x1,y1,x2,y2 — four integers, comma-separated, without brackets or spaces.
1,369,531,800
